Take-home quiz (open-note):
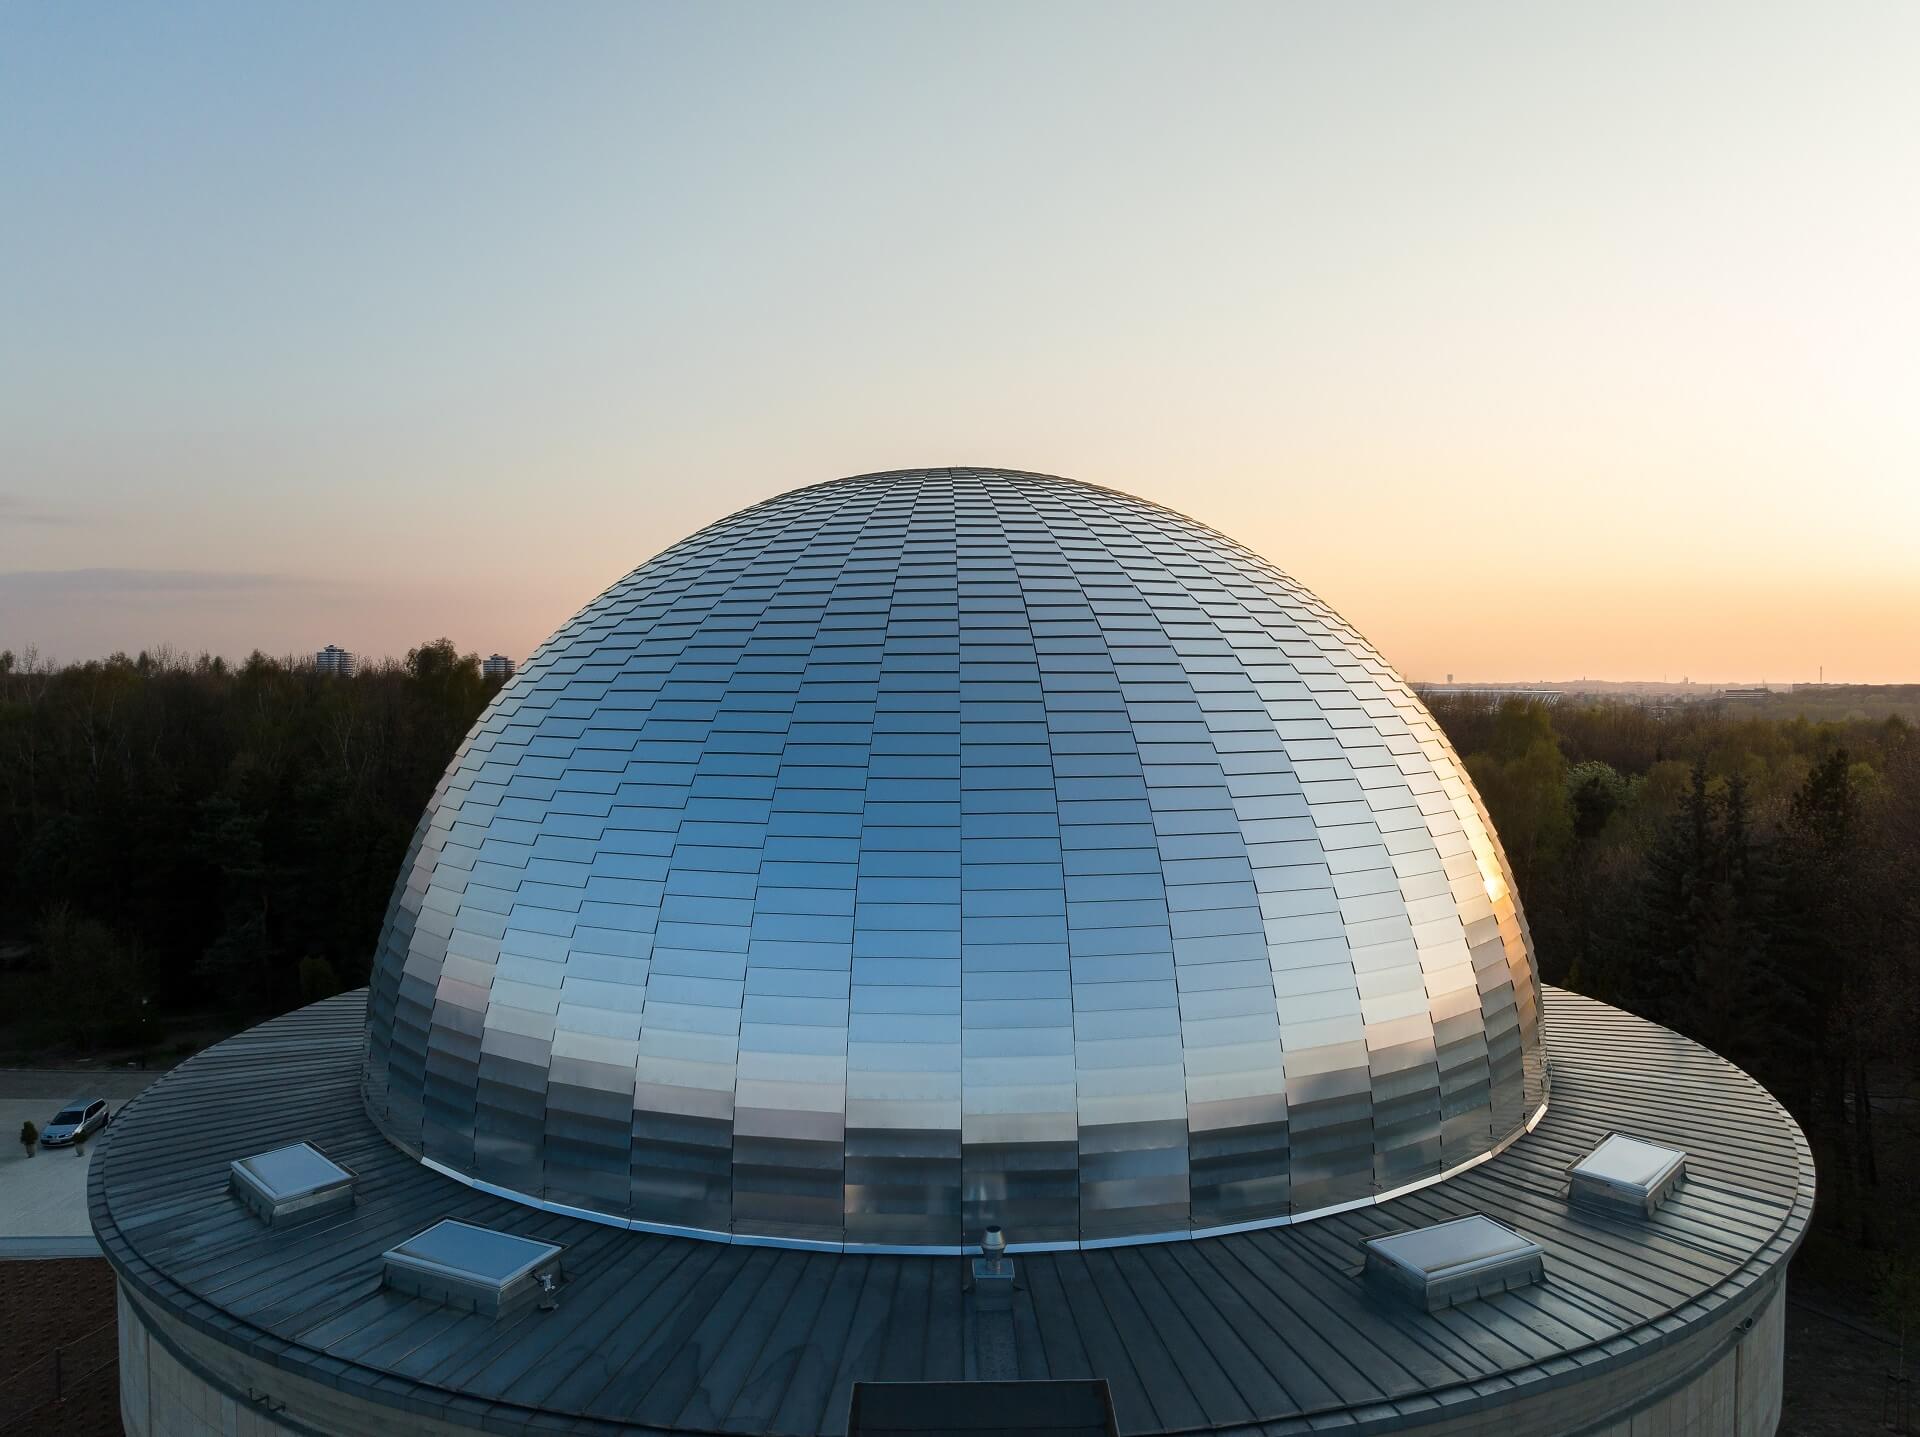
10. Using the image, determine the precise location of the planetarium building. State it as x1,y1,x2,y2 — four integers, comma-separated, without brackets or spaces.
94,470,1811,1437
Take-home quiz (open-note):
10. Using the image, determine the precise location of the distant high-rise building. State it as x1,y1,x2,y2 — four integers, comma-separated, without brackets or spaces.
483,653,516,681
315,645,356,677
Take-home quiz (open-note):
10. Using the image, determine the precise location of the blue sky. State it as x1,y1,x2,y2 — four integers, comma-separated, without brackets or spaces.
5,3,1917,680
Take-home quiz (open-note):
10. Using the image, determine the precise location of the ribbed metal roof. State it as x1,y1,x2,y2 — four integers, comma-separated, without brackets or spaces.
92,986,1809,1436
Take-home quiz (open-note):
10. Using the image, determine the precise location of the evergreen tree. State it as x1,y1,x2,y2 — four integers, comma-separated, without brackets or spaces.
1629,761,1717,1030
1777,751,1856,1116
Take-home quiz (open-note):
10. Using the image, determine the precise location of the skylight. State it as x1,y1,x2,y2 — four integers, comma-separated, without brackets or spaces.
1362,1214,1545,1311
1569,1133,1688,1217
229,1142,355,1227
382,1219,563,1315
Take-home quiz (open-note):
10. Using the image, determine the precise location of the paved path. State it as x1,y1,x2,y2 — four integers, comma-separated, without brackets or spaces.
1,1072,162,1257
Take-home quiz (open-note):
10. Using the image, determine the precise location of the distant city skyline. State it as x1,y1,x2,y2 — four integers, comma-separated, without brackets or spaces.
5,3,1917,682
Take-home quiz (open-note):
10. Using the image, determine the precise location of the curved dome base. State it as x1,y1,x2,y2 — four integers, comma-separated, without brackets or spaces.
386,1092,1550,1254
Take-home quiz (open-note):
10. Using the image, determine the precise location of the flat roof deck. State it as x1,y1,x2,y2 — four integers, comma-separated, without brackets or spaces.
91,988,1811,1436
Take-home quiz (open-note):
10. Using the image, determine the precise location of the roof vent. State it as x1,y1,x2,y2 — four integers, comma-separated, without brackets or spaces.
381,1219,563,1316
849,1380,1118,1436
973,1225,1016,1311
1569,1133,1687,1217
1363,1214,1545,1311
229,1142,356,1227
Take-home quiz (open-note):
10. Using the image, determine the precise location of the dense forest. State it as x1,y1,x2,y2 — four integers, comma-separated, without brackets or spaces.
1,650,1915,1309
0,642,500,1041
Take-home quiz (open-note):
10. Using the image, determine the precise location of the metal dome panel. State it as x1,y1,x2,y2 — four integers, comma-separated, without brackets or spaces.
362,468,1546,1250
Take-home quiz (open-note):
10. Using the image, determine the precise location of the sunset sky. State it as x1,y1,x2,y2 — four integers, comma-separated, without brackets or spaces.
4,2,1916,682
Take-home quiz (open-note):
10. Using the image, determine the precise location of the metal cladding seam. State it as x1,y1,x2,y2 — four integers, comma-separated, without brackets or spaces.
362,468,1547,1250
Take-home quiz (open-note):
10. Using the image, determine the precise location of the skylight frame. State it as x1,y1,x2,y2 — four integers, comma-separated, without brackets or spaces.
228,1141,357,1228
1362,1213,1546,1311
381,1218,564,1315
1568,1132,1688,1217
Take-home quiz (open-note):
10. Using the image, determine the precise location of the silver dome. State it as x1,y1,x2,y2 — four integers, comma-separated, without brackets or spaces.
364,468,1547,1251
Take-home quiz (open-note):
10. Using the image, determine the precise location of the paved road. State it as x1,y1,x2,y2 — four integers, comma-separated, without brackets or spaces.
1,1071,162,1256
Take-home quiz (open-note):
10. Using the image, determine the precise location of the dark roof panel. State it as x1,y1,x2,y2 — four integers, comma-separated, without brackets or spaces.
92,987,1812,1437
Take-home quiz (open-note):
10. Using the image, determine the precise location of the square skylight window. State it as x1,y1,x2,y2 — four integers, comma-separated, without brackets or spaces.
382,1219,563,1315
1362,1214,1545,1311
1569,1133,1687,1216
229,1142,355,1227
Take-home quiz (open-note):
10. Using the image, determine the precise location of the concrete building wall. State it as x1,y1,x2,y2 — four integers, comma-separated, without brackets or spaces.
1581,1275,1787,1437
117,1283,472,1437
1388,1273,1788,1437
117,1285,305,1437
